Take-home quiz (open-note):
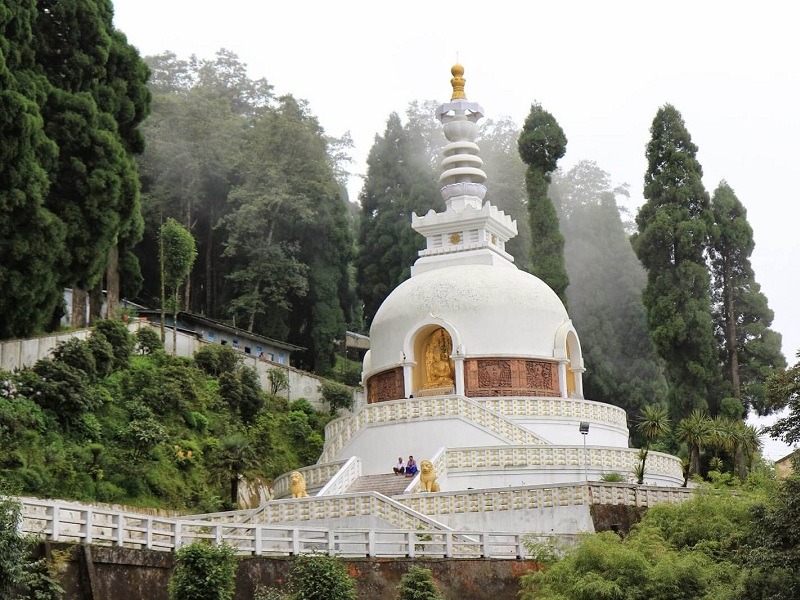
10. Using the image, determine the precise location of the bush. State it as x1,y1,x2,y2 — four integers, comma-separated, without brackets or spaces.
397,566,444,600
93,320,134,370
88,334,115,378
52,338,96,379
31,360,100,425
287,553,355,600
320,381,353,415
267,368,289,395
194,345,241,377
600,472,625,482
169,542,237,600
135,327,163,355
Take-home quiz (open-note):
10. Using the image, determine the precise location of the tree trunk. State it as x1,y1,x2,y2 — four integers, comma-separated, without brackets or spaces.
690,445,701,475
160,217,166,342
106,242,120,320
71,287,87,328
172,290,179,355
88,283,103,325
723,257,741,400
206,215,214,316
248,280,260,332
230,475,239,508
735,444,747,481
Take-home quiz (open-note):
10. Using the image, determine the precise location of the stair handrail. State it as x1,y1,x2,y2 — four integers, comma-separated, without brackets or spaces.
316,456,362,497
404,447,447,494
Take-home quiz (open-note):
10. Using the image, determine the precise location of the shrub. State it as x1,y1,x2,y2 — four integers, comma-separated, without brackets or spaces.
397,566,445,600
287,553,356,600
194,345,241,377
169,542,237,600
93,320,134,370
52,338,96,379
135,327,164,355
320,381,353,415
267,368,289,395
31,360,99,425
87,334,115,378
601,472,625,482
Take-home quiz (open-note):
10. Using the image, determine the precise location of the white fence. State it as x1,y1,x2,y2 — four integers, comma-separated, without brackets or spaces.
19,498,535,559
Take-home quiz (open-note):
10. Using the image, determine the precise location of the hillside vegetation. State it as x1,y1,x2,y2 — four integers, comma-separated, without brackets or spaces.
0,321,331,512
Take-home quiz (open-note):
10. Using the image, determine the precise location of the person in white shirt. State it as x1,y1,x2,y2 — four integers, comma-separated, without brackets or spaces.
393,457,406,475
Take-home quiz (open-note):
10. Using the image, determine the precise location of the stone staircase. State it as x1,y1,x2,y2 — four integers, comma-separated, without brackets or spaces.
346,473,411,496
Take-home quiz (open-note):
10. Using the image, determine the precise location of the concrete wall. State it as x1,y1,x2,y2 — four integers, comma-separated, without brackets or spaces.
0,329,91,371
47,543,538,600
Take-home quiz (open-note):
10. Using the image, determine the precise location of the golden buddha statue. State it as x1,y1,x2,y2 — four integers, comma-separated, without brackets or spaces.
423,328,454,389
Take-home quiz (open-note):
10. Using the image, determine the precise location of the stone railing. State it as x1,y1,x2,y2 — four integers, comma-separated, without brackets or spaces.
399,482,694,516
272,460,348,500
474,396,628,428
19,495,536,558
320,396,546,462
317,457,362,497
246,492,455,533
443,446,683,480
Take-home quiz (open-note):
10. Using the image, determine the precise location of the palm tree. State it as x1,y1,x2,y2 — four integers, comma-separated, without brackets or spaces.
635,405,671,484
737,423,763,480
675,410,712,481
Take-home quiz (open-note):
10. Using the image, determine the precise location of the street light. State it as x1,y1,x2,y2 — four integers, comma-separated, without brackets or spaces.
579,421,589,482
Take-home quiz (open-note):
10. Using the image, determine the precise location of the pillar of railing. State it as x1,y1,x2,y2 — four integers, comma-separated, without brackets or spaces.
83,509,93,544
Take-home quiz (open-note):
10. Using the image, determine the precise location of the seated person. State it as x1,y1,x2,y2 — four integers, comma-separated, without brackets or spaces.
405,455,418,476
393,457,406,475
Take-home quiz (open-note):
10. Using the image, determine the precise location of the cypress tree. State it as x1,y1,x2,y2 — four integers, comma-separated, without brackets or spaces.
355,112,440,326
709,181,786,415
0,0,65,339
633,105,719,419
517,102,569,305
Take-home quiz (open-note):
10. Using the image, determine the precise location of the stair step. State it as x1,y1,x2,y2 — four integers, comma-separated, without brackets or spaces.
346,473,412,496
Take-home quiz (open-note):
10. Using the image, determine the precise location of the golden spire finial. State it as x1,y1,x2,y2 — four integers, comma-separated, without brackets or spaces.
450,64,466,100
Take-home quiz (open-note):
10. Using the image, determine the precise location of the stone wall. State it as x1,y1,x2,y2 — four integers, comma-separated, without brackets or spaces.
47,543,538,600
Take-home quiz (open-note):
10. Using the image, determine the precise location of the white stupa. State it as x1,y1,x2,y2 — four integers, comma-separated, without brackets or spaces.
267,65,684,536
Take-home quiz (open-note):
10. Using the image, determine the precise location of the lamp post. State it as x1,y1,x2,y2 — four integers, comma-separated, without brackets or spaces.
579,421,589,482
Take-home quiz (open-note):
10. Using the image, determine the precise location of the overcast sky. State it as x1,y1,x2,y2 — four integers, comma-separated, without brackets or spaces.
112,0,798,458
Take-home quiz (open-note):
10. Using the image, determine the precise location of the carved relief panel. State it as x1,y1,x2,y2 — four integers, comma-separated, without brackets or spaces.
367,368,404,403
465,358,559,397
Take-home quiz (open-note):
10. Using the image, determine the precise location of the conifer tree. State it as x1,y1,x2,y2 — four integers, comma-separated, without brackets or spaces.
709,181,786,414
552,161,667,432
517,103,569,305
633,105,719,419
356,113,440,326
0,0,65,339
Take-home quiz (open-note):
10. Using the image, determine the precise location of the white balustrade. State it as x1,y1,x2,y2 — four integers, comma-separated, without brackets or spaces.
474,396,628,428
271,459,348,499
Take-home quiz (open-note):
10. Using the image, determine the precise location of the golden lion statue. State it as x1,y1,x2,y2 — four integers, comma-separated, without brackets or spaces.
289,471,309,498
420,460,440,493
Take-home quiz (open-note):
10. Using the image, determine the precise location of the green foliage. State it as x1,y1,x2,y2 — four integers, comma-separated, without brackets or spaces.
169,542,237,600
551,161,667,432
709,181,786,415
287,553,356,600
396,566,444,600
93,320,134,370
161,218,197,293
632,104,719,421
320,381,353,415
600,472,625,482
518,103,569,305
52,338,96,379
194,345,242,377
0,0,65,340
135,327,164,355
764,353,800,445
87,333,115,378
268,368,290,395
356,112,441,327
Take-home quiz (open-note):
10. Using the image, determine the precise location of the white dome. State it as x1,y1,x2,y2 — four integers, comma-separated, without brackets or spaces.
367,264,570,375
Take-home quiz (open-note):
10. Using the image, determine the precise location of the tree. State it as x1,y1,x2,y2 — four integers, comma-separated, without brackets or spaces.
216,434,255,508
632,105,719,420
160,218,197,348
551,161,667,430
763,353,800,445
356,112,441,326
287,553,356,600
517,102,569,305
169,542,237,600
397,566,445,600
636,405,670,484
0,0,65,339
675,409,712,478
33,0,149,324
709,181,786,415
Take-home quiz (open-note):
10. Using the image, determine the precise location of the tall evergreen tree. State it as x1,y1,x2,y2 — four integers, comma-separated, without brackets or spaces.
33,0,149,323
0,0,65,339
517,102,569,305
356,112,440,326
633,104,719,420
552,161,667,433
709,181,786,414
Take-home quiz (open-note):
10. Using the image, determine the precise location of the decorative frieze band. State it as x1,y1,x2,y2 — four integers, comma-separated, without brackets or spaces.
465,358,559,397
